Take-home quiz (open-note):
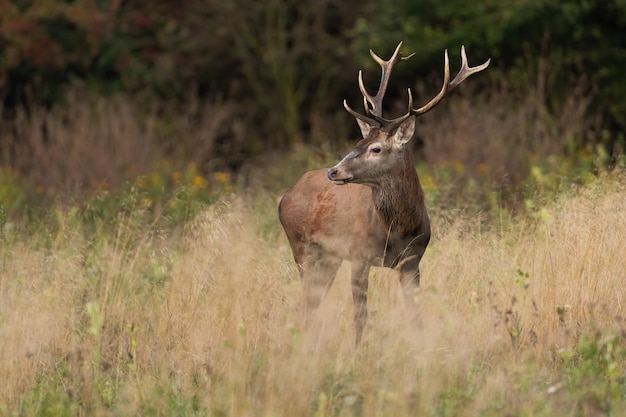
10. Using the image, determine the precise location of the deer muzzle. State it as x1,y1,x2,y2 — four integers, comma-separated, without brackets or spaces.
327,167,353,185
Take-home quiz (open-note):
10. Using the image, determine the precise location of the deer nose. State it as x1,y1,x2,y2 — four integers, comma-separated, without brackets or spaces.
327,167,338,181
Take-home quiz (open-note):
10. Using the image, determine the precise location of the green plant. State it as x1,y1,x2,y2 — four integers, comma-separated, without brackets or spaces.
556,327,626,415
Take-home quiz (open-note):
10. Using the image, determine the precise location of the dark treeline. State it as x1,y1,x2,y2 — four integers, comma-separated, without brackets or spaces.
1,0,625,172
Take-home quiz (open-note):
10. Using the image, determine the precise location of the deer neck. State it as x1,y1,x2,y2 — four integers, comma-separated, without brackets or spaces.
371,152,424,234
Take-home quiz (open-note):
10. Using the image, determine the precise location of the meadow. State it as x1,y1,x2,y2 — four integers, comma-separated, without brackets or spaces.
0,74,624,416
2,2,626,415
1,156,625,416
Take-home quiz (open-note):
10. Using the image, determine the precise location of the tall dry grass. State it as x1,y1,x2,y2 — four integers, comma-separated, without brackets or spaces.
0,90,232,201
414,71,597,187
1,169,625,416
1,68,602,208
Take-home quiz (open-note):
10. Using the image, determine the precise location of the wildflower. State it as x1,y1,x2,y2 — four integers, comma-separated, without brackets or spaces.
192,175,208,188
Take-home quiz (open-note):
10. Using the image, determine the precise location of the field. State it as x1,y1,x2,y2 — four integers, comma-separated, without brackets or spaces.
1,163,626,416
2,2,626,415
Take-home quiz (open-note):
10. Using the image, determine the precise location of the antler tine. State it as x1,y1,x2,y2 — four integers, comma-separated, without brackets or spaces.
449,45,491,90
412,46,489,116
359,41,412,118
411,50,451,116
343,99,381,128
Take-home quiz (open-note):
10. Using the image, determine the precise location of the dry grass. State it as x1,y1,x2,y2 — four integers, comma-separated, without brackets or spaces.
414,73,596,187
1,171,626,416
0,90,232,200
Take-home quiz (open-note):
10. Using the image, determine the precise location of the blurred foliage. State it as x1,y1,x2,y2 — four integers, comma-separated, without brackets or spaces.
0,0,625,208
554,325,626,415
0,0,363,159
1,138,623,234
0,0,221,100
2,1,625,150
0,159,233,234
0,165,27,215
353,0,626,135
79,160,234,232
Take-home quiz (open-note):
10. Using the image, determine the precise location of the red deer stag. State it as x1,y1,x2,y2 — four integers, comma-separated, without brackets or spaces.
278,42,489,345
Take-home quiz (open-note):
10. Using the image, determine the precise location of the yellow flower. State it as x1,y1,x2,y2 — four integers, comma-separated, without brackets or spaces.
192,175,208,188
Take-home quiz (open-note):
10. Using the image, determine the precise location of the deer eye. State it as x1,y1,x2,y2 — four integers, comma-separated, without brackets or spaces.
370,146,381,154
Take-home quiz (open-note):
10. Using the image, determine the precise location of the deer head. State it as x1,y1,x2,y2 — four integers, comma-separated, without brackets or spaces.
328,42,490,186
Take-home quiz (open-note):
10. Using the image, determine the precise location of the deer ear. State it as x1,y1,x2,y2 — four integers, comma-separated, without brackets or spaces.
356,119,373,139
391,116,416,147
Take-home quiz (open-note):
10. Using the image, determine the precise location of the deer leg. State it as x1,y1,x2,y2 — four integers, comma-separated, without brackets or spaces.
399,268,420,303
398,256,422,322
301,247,341,326
351,262,370,345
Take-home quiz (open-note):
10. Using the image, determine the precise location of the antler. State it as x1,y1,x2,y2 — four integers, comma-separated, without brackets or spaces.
360,42,415,119
344,41,414,127
344,43,490,131
411,45,490,116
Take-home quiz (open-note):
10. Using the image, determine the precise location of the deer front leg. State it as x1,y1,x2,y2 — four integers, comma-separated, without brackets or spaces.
351,262,370,345
398,256,422,322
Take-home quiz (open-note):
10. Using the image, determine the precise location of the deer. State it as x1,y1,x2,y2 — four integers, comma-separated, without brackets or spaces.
278,41,489,345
